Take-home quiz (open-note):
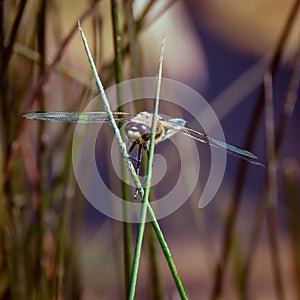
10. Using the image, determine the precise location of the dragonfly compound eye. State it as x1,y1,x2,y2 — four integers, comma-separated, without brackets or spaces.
125,121,150,143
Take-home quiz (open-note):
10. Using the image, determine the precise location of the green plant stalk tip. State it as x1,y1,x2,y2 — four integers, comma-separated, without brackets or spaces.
78,23,187,299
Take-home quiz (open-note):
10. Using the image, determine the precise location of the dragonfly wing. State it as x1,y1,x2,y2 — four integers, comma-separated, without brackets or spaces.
23,112,136,124
159,118,186,142
179,126,265,167
207,136,265,166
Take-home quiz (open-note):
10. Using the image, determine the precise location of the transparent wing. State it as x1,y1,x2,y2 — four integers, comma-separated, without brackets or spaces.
23,111,137,124
180,125,264,166
159,116,264,167
159,118,186,142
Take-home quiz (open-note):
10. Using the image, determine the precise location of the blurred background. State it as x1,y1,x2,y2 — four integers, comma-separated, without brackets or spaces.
1,0,300,299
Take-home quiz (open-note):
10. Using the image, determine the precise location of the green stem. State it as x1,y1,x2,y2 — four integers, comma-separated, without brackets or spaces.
146,224,163,300
78,20,142,194
110,0,132,294
78,23,187,299
146,202,188,299
128,37,165,300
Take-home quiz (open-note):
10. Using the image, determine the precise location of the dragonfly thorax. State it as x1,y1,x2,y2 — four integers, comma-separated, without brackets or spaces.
124,120,165,145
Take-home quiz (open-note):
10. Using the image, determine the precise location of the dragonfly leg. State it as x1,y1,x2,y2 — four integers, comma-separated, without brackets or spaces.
133,142,150,198
128,141,144,175
129,156,139,163
136,144,143,177
128,141,144,198
134,144,143,199
128,142,139,162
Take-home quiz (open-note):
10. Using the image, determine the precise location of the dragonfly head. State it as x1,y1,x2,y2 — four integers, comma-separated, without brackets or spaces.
125,119,166,146
125,121,150,144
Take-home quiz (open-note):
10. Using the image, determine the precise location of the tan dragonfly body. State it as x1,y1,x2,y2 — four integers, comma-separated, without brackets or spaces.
124,111,185,150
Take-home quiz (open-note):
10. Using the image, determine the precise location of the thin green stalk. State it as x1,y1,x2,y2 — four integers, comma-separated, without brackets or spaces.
100,0,176,85
147,208,187,299
124,0,145,113
124,0,139,78
128,37,165,300
146,223,163,300
78,20,143,195
110,0,132,294
111,0,123,86
78,23,187,299
124,2,163,293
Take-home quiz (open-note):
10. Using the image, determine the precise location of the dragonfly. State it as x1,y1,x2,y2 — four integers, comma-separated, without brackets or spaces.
23,111,264,173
